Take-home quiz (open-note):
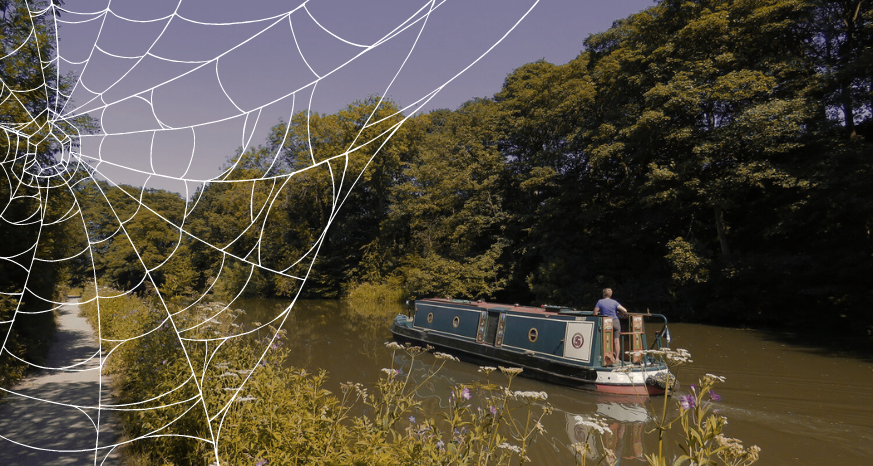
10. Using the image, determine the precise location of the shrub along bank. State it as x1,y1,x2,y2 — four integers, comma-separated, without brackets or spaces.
79,287,555,465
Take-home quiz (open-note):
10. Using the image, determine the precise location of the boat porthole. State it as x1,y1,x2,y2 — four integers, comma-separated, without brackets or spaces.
528,328,538,342
452,316,460,328
427,313,434,323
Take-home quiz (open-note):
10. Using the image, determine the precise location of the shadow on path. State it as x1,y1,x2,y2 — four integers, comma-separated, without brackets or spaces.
0,299,121,465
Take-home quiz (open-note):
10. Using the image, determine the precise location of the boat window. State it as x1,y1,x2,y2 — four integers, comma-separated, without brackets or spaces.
452,316,460,328
528,327,538,343
427,313,433,324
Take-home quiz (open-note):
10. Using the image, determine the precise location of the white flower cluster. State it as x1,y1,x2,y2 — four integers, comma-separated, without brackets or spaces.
433,352,459,361
573,415,609,434
611,364,633,374
509,390,548,401
499,366,523,376
497,442,522,453
715,434,761,463
340,381,368,401
704,373,727,383
640,348,693,365
478,366,497,375
384,341,404,350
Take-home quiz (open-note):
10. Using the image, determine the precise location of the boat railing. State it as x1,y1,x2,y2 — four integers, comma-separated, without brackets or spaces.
615,313,670,367
645,313,671,350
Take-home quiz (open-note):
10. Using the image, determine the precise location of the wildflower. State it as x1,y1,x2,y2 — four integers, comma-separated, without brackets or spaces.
408,415,416,424
603,447,617,465
436,440,445,450
497,443,522,453
705,373,727,383
499,366,523,376
478,366,496,375
512,390,548,401
434,352,459,361
709,389,722,402
570,442,590,455
574,415,609,434
679,394,696,409
611,364,633,374
715,434,759,463
489,405,497,415
690,384,697,392
664,348,693,365
461,387,472,400
384,341,403,350
380,368,400,378
255,459,268,466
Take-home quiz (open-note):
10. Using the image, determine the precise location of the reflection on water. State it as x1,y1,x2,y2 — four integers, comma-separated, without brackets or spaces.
565,401,649,463
235,300,873,466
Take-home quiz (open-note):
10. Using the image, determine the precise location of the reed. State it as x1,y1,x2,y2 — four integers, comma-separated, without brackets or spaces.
344,278,407,307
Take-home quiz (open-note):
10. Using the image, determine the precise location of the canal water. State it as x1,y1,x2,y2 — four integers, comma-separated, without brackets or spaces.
235,299,873,465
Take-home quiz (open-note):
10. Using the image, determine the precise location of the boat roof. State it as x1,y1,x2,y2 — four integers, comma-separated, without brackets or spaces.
418,298,591,317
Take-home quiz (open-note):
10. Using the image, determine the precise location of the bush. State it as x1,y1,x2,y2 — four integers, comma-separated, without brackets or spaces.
80,286,552,465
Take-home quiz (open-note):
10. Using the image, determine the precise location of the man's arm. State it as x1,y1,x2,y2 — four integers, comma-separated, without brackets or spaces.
593,306,600,315
617,305,629,316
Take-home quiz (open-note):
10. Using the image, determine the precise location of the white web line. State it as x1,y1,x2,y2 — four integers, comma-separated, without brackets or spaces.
0,0,540,464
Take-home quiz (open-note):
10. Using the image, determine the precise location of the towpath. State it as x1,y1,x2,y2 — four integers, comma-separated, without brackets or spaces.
0,298,121,465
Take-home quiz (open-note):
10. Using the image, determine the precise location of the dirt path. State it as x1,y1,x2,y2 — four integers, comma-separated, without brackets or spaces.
0,298,121,465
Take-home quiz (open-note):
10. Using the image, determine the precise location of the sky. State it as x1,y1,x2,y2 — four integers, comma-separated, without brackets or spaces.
53,0,655,194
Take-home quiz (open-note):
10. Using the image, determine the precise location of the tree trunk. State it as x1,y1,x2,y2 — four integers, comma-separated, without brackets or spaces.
841,77,857,139
714,206,730,258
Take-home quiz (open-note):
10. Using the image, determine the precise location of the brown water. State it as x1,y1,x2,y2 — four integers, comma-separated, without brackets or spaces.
236,299,873,465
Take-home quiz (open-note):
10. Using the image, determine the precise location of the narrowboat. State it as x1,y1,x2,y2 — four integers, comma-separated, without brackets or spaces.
390,298,673,396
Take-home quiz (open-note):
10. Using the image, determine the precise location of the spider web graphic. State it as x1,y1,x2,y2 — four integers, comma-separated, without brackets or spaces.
0,0,539,464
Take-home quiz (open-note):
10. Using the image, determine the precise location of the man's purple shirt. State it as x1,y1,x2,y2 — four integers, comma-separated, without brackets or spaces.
595,298,621,318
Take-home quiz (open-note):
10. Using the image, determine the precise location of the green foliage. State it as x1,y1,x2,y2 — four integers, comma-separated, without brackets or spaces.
31,0,873,364
665,237,711,285
344,278,406,307
80,287,554,465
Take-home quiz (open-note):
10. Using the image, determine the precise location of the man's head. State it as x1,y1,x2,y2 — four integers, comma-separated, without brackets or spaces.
602,288,613,298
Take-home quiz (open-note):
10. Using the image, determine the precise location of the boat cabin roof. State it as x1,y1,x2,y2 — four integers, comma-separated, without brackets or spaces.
418,298,600,318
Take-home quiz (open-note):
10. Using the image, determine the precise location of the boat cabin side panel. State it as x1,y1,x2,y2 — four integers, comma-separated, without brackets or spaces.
501,314,569,356
413,301,480,340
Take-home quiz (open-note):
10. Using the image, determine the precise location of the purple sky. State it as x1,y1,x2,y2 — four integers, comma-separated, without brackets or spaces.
54,0,654,193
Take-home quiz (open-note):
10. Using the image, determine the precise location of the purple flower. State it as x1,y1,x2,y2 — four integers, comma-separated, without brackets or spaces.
690,384,697,392
709,390,721,402
161,360,167,365
680,394,696,410
436,440,445,450
489,405,497,415
408,415,416,424
461,387,472,400
255,459,268,466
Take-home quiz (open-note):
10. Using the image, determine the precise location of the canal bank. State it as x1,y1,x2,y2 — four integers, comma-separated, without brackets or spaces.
0,298,121,465
236,298,873,466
